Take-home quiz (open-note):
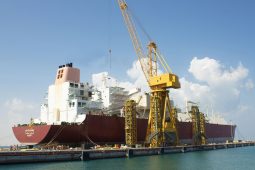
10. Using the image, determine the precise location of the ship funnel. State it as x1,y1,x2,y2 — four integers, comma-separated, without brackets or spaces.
55,63,80,84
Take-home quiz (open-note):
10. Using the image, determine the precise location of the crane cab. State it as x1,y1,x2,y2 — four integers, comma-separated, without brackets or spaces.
149,73,181,90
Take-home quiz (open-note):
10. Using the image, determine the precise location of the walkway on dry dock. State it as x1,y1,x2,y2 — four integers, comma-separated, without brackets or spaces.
0,142,254,164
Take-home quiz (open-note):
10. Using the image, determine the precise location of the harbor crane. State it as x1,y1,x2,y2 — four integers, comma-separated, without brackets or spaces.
118,0,181,147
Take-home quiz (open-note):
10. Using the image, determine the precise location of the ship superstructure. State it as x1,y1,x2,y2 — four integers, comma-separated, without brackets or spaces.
39,63,149,125
40,63,100,124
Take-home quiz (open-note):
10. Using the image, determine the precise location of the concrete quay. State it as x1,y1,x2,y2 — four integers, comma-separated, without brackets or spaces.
0,141,254,164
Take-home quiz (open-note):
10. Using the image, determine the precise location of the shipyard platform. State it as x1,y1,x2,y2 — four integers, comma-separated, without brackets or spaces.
0,141,254,164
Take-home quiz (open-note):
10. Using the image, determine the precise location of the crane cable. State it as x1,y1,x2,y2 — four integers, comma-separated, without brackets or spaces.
45,126,66,146
155,51,173,74
127,2,174,75
128,6,152,42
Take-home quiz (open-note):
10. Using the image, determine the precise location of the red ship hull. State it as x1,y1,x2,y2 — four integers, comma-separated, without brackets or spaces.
12,114,236,145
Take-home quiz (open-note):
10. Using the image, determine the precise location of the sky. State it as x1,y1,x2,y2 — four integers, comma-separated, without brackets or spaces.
0,0,254,145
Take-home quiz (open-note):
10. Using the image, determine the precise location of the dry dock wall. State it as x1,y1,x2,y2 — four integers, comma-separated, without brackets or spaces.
0,142,255,164
0,151,81,164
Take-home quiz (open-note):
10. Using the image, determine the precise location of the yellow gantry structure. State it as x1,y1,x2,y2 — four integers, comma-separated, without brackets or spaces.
190,106,206,145
118,0,181,147
124,100,137,147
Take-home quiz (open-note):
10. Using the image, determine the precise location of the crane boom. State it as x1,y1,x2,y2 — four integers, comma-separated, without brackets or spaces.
118,0,150,83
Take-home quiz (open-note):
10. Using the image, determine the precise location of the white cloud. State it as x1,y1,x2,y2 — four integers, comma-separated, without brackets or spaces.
172,57,251,114
237,105,250,113
188,57,248,86
127,60,142,80
126,60,149,91
3,98,38,125
4,98,35,115
171,78,211,109
0,98,38,145
245,79,254,90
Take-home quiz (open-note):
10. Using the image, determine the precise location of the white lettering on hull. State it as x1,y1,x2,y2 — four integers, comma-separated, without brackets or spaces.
25,129,35,137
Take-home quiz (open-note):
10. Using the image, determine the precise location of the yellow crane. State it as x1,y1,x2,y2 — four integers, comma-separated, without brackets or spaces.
118,0,181,147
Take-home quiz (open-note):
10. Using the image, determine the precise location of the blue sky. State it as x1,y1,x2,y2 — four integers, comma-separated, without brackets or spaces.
0,0,254,145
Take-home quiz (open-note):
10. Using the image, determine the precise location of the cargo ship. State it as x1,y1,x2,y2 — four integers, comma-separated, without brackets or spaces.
12,63,236,146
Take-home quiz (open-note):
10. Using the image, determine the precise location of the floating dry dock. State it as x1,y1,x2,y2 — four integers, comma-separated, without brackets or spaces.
1,142,254,164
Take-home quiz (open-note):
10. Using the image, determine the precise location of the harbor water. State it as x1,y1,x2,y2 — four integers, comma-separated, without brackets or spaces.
0,146,254,170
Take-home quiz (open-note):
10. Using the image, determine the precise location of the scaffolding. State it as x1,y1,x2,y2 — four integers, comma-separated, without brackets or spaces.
191,106,206,145
124,100,137,147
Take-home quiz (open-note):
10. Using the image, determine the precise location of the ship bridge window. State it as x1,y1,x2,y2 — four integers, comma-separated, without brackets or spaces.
81,84,84,88
88,91,92,97
80,90,84,96
57,69,64,79
69,102,75,107
78,102,82,107
57,74,63,79
70,83,74,87
75,84,78,88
